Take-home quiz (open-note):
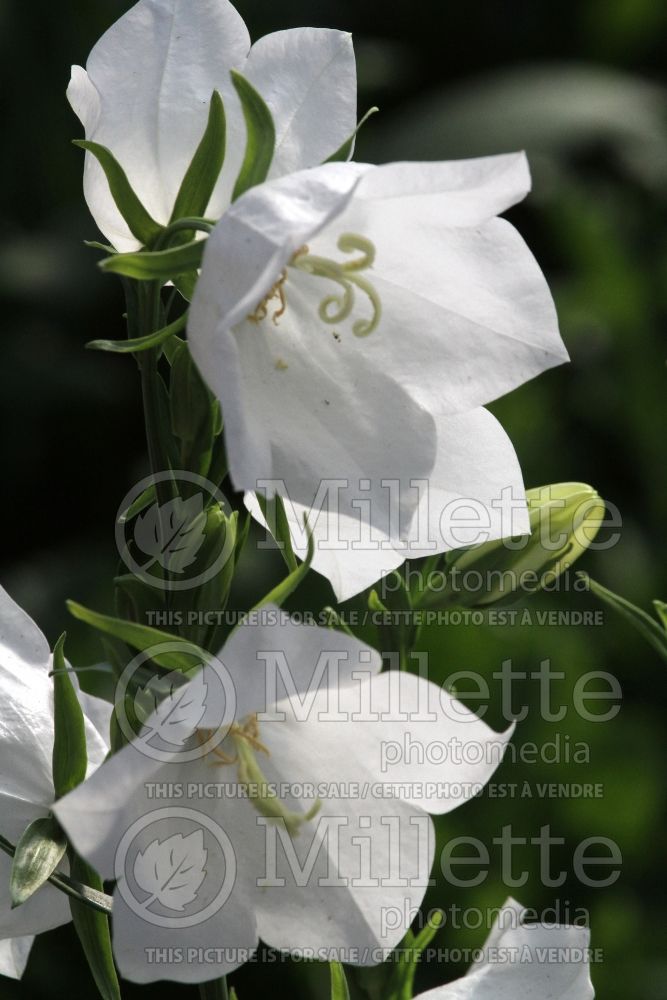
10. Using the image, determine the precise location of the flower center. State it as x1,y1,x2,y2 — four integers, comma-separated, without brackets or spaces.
247,233,381,338
201,715,321,836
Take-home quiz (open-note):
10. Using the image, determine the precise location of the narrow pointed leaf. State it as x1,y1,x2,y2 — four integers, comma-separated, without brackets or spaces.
171,91,227,222
653,599,667,629
69,849,121,1000
390,911,443,1000
249,525,314,613
87,310,187,353
100,239,205,280
326,106,379,162
52,633,88,799
256,493,298,572
67,601,208,673
230,71,276,200
330,962,351,1000
10,817,67,908
580,574,667,663
74,139,162,246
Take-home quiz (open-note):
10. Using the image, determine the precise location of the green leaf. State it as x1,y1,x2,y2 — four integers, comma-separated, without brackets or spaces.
10,817,67,908
256,493,298,572
249,524,314,613
67,600,208,673
330,962,351,1000
86,310,187,354
68,849,121,1000
389,911,444,1000
52,634,88,799
230,71,276,200
653,599,667,629
100,238,204,280
580,574,667,663
326,106,379,162
74,139,162,247
171,91,227,222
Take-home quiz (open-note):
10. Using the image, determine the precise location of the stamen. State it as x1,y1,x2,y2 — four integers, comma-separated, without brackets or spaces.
291,233,381,338
197,716,321,836
246,234,381,338
247,269,288,325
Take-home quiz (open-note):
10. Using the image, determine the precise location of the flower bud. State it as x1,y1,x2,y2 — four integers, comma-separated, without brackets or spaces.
430,482,605,608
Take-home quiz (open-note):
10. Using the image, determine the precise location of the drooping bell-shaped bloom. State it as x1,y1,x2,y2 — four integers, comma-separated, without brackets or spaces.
416,898,594,999
0,586,111,980
68,0,357,250
188,154,567,559
55,609,513,984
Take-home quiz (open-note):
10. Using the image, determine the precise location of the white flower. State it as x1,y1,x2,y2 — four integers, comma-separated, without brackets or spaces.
68,0,357,251
246,407,528,601
0,586,111,981
416,898,594,999
54,610,513,984
188,154,567,559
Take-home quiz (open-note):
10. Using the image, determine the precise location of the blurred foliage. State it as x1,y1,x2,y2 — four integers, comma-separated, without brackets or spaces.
1,0,666,998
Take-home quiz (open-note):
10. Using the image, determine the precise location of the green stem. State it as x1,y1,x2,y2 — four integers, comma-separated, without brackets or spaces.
198,977,229,1000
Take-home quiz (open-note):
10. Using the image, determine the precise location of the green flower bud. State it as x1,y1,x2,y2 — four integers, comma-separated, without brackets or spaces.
430,482,605,609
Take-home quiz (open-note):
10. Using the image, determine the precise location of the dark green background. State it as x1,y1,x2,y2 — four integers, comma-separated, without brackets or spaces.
1,0,666,997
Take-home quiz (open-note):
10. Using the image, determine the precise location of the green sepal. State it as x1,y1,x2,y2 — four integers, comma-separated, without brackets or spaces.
386,911,444,1000
67,600,208,673
68,849,121,1000
100,238,204,280
256,493,298,572
73,139,162,247
249,524,314,612
230,70,276,200
326,106,379,162
52,633,88,799
87,310,186,353
580,574,667,663
330,962,351,1000
10,816,67,908
171,91,227,223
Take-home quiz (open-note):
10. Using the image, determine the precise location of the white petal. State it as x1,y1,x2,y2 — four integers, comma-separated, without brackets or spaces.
353,153,531,226
70,0,251,249
0,587,54,806
245,491,406,603
313,175,568,412
0,936,33,980
189,162,438,530
263,671,513,816
190,161,367,337
419,898,594,998
245,28,357,176
211,609,382,721
246,408,528,601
